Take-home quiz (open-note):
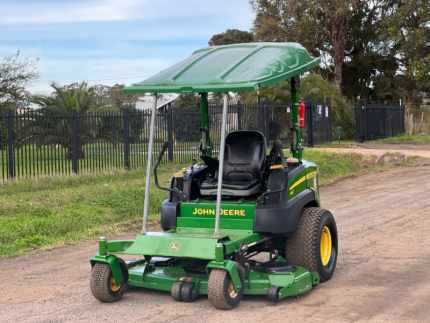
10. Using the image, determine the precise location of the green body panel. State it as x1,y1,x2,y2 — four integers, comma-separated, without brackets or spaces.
178,201,256,231
124,231,220,260
123,43,320,94
105,229,260,261
288,160,319,202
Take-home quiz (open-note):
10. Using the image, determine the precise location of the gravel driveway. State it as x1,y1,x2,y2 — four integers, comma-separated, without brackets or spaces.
1,166,429,322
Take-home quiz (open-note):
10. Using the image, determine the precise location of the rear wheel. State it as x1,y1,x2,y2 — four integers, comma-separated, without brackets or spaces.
208,269,243,310
285,207,338,282
90,263,125,302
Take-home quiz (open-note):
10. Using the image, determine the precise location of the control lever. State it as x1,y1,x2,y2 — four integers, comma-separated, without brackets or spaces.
153,142,185,198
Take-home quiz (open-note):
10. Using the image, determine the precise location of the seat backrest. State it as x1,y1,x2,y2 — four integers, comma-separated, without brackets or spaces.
223,131,266,182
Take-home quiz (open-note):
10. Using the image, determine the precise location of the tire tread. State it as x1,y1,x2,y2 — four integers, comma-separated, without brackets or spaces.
90,263,123,302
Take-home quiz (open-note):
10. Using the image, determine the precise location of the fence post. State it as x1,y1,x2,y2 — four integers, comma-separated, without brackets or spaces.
355,104,361,142
167,103,174,162
6,111,15,179
306,100,314,147
237,101,242,130
357,103,366,142
261,98,269,139
123,109,130,169
71,111,79,175
327,99,332,142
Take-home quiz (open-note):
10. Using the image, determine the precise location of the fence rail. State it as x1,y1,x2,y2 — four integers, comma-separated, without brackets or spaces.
0,100,332,182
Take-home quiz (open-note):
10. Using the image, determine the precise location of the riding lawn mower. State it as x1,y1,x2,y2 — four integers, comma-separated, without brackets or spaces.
90,42,338,310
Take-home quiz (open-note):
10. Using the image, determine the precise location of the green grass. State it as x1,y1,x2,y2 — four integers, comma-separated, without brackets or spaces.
0,164,183,257
371,134,430,144
0,151,415,257
304,150,376,185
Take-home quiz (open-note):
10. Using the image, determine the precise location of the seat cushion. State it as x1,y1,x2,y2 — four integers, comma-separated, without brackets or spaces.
199,130,266,197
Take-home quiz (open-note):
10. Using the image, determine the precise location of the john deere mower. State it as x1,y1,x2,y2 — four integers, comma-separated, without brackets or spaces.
90,42,338,309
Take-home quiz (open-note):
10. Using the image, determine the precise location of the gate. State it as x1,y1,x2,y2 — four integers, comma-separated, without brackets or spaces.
355,103,405,142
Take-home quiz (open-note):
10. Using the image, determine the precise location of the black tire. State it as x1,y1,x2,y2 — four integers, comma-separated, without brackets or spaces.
208,269,243,310
90,263,125,302
181,283,198,302
171,282,183,301
267,286,281,304
285,207,338,282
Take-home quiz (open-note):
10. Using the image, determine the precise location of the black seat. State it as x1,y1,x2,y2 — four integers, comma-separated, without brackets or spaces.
200,131,266,197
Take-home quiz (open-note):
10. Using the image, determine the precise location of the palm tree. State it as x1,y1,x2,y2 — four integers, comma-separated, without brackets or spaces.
32,82,110,159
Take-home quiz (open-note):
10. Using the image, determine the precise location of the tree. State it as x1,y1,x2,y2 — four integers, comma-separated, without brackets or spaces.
0,51,38,110
383,1,430,106
380,0,430,133
209,29,254,46
251,0,357,91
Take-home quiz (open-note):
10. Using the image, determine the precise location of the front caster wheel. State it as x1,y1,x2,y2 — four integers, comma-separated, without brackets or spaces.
267,286,281,304
208,269,243,310
90,263,125,302
171,282,199,302
181,282,198,302
171,282,183,301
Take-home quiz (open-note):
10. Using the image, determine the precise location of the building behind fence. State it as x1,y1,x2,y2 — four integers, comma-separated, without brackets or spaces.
0,101,332,182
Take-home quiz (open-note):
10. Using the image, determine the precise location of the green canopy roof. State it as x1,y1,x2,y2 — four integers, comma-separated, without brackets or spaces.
124,42,320,94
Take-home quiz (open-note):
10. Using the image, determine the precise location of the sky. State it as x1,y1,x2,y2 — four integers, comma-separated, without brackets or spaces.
0,0,254,94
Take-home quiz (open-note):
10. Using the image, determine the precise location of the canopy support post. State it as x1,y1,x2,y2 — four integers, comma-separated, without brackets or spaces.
142,93,158,234
214,94,229,238
290,77,303,160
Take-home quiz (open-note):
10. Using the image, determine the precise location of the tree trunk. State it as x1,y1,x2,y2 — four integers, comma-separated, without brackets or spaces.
331,19,346,91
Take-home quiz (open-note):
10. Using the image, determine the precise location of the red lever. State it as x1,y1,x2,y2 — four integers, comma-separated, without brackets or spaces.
299,100,305,128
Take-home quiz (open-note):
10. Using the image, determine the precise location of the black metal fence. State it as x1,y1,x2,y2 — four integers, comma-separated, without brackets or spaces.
355,103,405,142
0,100,332,182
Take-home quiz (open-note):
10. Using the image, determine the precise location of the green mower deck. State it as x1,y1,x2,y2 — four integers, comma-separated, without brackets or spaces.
91,230,320,304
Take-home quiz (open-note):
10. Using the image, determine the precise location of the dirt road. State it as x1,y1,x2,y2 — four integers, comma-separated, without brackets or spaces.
1,166,430,323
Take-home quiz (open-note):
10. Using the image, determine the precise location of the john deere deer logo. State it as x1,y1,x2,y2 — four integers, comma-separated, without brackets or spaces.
170,241,179,252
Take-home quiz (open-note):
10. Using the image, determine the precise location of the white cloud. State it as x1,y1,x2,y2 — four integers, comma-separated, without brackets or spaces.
0,0,140,25
29,57,173,94
0,0,252,28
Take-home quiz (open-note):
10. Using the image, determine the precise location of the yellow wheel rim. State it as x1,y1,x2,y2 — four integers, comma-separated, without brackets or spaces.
320,225,332,266
110,277,121,292
228,282,238,298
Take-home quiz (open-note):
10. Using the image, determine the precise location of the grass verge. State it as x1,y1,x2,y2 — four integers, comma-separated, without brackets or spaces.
0,151,421,257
